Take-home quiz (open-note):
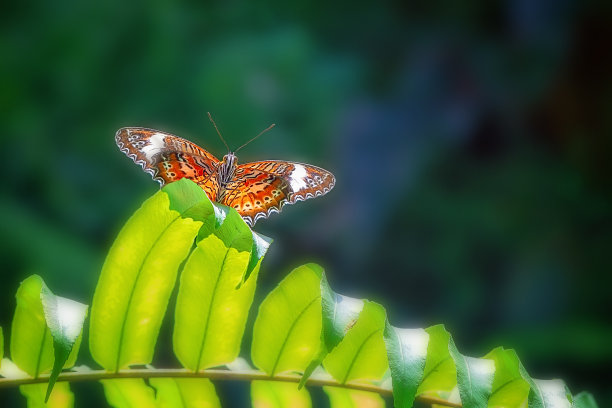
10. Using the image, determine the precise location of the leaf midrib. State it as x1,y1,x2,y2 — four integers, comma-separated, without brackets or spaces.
34,327,48,378
395,327,407,374
194,235,239,372
421,353,452,385
340,328,382,384
461,355,474,405
175,379,188,408
269,296,320,377
491,377,522,400
114,214,181,372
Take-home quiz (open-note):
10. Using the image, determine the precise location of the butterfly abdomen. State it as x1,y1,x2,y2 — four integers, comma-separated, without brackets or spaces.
217,153,237,186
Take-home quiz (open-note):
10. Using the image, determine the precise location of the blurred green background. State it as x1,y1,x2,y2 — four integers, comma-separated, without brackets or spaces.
1,0,611,406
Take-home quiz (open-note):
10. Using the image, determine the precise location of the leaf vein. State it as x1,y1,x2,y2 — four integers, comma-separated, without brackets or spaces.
341,328,382,385
114,214,181,372
270,296,320,377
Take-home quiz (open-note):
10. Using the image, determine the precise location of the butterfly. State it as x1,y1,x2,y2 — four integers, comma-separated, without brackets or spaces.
116,126,335,226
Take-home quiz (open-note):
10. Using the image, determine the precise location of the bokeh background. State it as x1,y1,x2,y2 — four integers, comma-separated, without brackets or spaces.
1,0,611,406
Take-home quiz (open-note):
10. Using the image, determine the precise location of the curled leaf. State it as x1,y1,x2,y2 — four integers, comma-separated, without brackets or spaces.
41,285,88,402
383,324,429,407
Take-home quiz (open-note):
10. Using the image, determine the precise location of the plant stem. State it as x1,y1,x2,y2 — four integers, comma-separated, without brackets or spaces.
0,367,461,407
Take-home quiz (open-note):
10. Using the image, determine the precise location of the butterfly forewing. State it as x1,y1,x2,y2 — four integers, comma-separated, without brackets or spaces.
116,127,221,200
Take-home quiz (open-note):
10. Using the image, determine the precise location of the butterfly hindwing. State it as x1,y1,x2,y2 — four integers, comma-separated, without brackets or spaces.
222,168,291,225
222,161,335,225
116,127,221,200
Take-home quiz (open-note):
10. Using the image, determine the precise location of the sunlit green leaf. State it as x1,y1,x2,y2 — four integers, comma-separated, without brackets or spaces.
300,274,365,388
211,203,272,284
40,285,87,401
0,178,598,408
20,383,74,408
150,378,221,408
90,179,215,371
251,381,311,408
101,379,157,408
416,325,494,407
574,391,599,408
11,276,82,378
417,325,456,400
11,275,53,377
323,301,388,384
174,209,267,371
383,324,428,407
324,386,385,408
484,347,529,407
252,264,323,376
448,341,494,408
0,326,3,369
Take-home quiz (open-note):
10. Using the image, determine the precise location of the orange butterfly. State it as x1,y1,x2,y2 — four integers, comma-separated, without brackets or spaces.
116,124,335,226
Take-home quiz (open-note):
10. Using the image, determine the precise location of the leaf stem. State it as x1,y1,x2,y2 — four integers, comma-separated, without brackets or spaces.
0,367,461,407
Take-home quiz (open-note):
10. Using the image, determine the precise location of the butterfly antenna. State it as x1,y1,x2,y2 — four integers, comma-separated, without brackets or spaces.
207,112,230,152
234,123,276,153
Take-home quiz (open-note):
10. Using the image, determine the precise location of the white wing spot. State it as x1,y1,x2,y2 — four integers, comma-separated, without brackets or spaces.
289,164,308,191
141,132,167,161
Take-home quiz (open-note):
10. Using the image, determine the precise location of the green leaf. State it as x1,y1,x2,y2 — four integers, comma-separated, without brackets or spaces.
574,391,599,408
90,179,215,371
0,326,3,369
101,379,157,408
300,274,365,388
448,340,494,408
251,381,311,408
212,203,272,284
484,347,530,407
252,264,323,376
383,323,428,407
11,275,53,377
9,275,83,407
323,301,388,384
245,228,273,285
20,383,74,408
40,285,88,402
417,325,494,407
11,276,82,378
168,179,221,232
150,378,221,408
323,387,385,408
174,209,267,371
527,379,574,408
417,325,456,399
321,274,365,352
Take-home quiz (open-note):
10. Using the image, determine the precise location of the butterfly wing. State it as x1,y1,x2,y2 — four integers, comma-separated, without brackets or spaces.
222,160,335,226
116,127,221,201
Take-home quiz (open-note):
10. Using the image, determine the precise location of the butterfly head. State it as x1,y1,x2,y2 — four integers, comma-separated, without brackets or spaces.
222,152,237,167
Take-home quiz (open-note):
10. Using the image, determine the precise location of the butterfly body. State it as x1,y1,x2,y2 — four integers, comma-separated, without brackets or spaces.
217,153,238,187
116,127,335,226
